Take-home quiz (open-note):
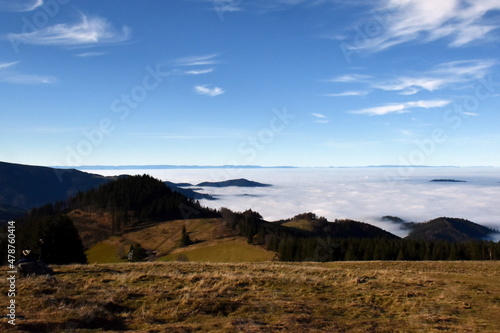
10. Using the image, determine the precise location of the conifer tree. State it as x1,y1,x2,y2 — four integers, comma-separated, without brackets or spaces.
180,225,193,247
19,214,87,264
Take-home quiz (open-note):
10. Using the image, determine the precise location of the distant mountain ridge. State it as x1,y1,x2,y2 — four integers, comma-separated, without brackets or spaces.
164,181,215,200
59,165,297,170
405,217,496,242
430,179,467,183
197,178,272,187
0,161,111,212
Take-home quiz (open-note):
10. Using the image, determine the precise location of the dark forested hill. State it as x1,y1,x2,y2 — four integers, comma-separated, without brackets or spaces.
197,178,272,187
69,174,217,223
0,161,110,211
405,217,496,242
0,204,27,222
164,181,215,200
280,213,399,239
15,175,219,250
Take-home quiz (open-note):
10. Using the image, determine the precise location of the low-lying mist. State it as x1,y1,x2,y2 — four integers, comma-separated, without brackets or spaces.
88,167,500,238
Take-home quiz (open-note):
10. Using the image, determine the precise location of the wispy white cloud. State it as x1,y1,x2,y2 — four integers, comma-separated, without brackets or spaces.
0,60,56,84
212,0,244,13
168,54,219,75
173,54,219,67
0,61,19,69
184,68,214,75
311,113,329,123
194,85,225,97
324,90,369,97
351,0,500,52
330,60,495,96
253,0,335,13
325,74,372,82
162,54,221,94
0,0,43,12
76,51,107,58
351,100,451,116
375,59,496,94
1,74,57,84
7,14,130,47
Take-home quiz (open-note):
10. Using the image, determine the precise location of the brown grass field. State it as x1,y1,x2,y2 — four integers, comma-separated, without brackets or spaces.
1,261,500,332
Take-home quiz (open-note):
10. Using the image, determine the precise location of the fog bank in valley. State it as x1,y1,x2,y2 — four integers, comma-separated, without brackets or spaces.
88,167,500,239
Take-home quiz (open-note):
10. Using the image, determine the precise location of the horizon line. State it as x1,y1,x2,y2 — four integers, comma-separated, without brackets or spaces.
51,164,498,170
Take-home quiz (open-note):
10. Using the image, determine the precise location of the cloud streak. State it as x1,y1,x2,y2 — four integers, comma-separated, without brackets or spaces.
324,90,368,97
353,0,500,52
329,59,496,97
0,0,43,12
350,100,450,116
375,59,496,94
195,85,225,97
1,74,57,84
172,54,219,67
0,60,56,84
76,51,107,58
171,54,218,76
7,14,130,47
311,113,329,123
185,68,214,75
325,74,372,82
0,61,19,70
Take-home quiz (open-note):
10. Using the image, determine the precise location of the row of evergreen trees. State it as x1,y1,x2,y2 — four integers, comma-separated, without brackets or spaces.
220,208,500,261
274,237,500,261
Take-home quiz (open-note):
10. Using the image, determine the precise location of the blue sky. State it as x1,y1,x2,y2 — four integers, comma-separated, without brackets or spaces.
1,0,500,167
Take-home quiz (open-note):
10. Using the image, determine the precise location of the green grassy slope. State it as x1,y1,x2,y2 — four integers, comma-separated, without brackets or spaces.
158,238,276,262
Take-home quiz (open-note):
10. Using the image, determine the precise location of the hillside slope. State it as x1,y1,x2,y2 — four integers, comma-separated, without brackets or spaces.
0,161,110,211
282,214,399,239
85,218,275,264
0,203,27,222
65,175,218,248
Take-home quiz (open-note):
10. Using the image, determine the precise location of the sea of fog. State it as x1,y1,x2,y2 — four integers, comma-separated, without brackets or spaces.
84,167,500,237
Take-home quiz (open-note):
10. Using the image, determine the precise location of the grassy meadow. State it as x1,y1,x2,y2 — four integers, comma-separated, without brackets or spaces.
1,261,500,332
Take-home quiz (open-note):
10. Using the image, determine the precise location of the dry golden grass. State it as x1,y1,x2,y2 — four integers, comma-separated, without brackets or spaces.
86,218,238,264
123,218,234,257
1,261,500,332
281,219,317,232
